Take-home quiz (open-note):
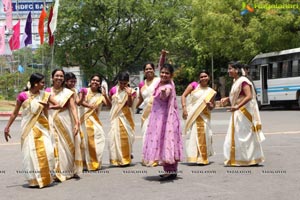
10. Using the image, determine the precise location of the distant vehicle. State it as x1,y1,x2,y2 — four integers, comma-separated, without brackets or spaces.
249,48,300,108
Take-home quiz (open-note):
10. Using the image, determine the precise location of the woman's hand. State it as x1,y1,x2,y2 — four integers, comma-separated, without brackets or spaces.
229,105,239,112
4,127,11,142
220,97,229,107
101,86,107,96
182,109,188,120
87,103,97,110
205,100,214,110
73,122,79,136
124,87,132,96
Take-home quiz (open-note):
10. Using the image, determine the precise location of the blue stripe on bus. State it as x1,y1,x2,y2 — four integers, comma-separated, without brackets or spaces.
256,85,300,93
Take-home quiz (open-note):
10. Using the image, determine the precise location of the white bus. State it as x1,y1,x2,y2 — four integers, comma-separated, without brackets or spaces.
249,48,300,108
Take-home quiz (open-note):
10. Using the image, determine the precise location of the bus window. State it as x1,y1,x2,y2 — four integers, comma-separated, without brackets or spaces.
287,61,292,77
282,61,289,78
277,62,283,78
292,60,298,77
252,65,259,80
268,64,273,79
298,60,300,76
272,63,278,79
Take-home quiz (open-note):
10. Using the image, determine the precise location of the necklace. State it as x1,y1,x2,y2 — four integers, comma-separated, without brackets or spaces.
52,87,63,94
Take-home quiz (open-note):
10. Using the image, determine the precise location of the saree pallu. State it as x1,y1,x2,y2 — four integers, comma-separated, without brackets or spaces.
48,88,81,181
140,78,160,166
21,91,54,188
140,77,160,135
224,77,265,166
109,87,135,166
184,86,216,165
79,88,105,170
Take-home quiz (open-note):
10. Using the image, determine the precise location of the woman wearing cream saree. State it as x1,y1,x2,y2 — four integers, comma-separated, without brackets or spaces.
46,69,81,181
108,72,136,166
221,62,265,166
136,62,160,165
181,70,216,165
4,73,59,188
78,74,111,170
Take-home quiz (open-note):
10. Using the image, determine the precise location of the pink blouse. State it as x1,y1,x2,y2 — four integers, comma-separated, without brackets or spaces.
17,91,28,102
80,88,88,95
240,81,249,96
138,81,145,89
190,81,198,90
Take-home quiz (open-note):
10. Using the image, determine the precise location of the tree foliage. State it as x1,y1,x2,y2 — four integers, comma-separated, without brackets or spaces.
55,0,192,81
191,0,300,68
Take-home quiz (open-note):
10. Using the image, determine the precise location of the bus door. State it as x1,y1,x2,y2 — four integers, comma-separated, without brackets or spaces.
260,64,269,105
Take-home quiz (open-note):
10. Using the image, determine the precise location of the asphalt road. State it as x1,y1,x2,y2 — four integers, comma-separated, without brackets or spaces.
0,107,299,200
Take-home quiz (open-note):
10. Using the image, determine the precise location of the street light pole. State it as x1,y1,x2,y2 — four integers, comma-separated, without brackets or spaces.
211,53,214,89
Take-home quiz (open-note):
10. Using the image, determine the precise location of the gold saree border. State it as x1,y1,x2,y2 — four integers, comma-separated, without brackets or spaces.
195,116,208,164
85,118,100,170
33,126,52,187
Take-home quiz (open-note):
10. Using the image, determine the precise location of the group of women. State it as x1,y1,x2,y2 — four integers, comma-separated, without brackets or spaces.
136,59,265,180
3,56,265,187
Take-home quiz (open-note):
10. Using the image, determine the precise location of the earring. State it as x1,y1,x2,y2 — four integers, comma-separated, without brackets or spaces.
35,83,38,87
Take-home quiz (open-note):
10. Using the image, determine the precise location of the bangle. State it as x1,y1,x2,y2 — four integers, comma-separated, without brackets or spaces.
182,105,186,107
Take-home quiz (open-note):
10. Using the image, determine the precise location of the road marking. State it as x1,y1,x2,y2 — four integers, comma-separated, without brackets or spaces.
0,142,20,146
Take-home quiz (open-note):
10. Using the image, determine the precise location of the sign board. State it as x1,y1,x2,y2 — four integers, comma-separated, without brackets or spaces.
12,2,53,12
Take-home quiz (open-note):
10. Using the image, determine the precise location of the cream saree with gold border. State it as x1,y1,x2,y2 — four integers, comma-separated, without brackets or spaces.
21,91,54,188
184,86,216,164
48,88,81,181
140,78,160,166
109,86,135,166
224,76,265,166
79,88,106,170
140,77,160,138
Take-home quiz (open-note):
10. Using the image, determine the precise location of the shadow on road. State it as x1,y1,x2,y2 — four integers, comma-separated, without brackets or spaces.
260,105,300,111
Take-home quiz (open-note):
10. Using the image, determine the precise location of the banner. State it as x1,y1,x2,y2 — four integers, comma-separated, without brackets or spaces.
3,0,13,30
0,26,5,54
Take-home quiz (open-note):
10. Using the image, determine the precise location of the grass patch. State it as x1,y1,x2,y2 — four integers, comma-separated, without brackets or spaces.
0,101,15,111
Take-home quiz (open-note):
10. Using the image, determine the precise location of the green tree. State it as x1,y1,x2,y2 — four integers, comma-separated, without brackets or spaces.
191,0,300,65
54,0,191,81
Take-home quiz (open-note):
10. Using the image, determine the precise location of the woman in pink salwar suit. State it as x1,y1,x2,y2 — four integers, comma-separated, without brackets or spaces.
142,64,183,181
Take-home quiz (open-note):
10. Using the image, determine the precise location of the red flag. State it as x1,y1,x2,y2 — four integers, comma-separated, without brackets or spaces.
0,26,5,54
47,6,54,46
9,20,20,50
38,8,47,44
